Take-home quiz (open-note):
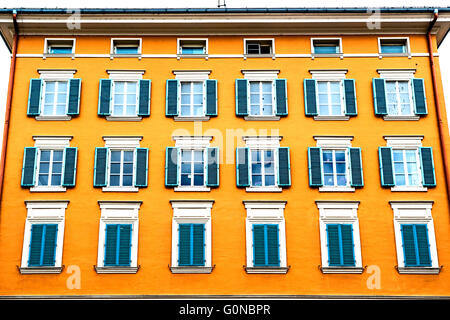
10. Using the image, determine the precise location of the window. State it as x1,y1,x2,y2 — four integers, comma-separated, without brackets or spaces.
166,71,217,121
21,136,77,192
311,38,342,55
44,38,75,55
178,39,208,56
165,136,218,191
304,70,357,120
244,39,274,56
95,201,141,274
379,38,409,55
244,201,288,274
237,136,291,192
94,136,148,192
385,80,413,116
170,200,214,273
316,201,363,274
379,136,436,191
112,81,138,116
19,201,69,274
27,70,80,120
390,201,440,274
249,81,274,116
308,136,363,192
111,38,141,55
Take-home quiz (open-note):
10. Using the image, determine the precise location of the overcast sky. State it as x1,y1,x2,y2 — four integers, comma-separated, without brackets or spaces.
0,0,449,145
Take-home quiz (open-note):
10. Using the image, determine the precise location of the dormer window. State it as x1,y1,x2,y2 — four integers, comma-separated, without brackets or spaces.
44,39,75,55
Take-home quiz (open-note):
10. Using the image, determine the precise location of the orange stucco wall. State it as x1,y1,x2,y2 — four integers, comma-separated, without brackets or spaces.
0,34,449,297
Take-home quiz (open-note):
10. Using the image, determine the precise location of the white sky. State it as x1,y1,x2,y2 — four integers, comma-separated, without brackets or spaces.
0,0,449,146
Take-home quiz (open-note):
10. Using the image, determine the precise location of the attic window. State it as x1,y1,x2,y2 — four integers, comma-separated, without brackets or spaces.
312,39,341,55
45,39,75,55
379,38,409,54
178,39,208,55
245,39,274,55
111,39,141,55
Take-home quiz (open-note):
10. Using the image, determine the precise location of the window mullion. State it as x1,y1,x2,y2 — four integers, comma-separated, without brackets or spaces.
48,150,54,187
119,150,124,187
261,150,266,187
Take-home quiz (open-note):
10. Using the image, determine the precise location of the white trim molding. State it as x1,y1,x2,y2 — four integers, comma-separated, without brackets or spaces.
309,69,347,81
310,37,343,59
377,37,411,58
173,70,211,81
377,68,416,80
243,38,276,59
241,69,279,81
110,38,142,59
177,38,209,59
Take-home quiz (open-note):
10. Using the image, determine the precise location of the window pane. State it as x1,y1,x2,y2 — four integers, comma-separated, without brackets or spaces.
381,44,405,53
193,174,204,186
38,175,49,186
194,163,204,174
329,82,340,93
250,82,259,93
181,174,191,186
126,94,136,105
110,163,121,174
335,151,345,162
109,175,120,186
51,174,61,186
110,151,121,162
193,94,203,105
322,151,333,162
53,151,63,161
408,174,420,186
323,163,334,174
123,151,134,162
192,82,203,92
181,163,191,174
265,175,275,186
324,174,334,186
252,175,262,187
264,162,275,174
193,151,203,162
336,175,347,186
180,106,191,116
252,163,261,174
123,163,133,174
395,174,406,186
181,151,191,162
261,82,272,93
114,82,125,93
394,163,405,174
181,83,190,93
122,175,133,186
405,150,416,162
393,151,403,162
336,163,346,174
317,82,327,92
52,163,63,174
39,162,50,174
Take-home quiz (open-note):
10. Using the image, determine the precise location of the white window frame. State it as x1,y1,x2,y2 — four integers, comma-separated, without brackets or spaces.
384,135,427,192
43,38,75,58
110,38,142,58
390,201,440,274
19,201,69,274
316,201,363,274
173,136,212,192
314,136,355,192
102,136,142,192
170,200,214,273
378,37,411,58
243,38,275,59
311,38,343,58
105,70,145,121
243,201,288,274
95,201,141,274
30,136,72,193
243,136,282,193
177,38,208,59
309,69,349,121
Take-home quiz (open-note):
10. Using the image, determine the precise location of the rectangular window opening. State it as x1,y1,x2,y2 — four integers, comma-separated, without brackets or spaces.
312,39,341,54
245,40,273,55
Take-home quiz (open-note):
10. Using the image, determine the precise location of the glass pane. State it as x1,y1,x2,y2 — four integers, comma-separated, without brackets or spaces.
194,163,204,174
110,151,121,162
122,175,133,186
335,151,346,162
110,163,121,174
405,150,417,162
250,82,259,93
126,105,136,116
181,163,191,174
49,47,72,54
182,47,204,54
181,151,191,162
261,82,272,93
40,150,51,161
42,105,53,115
39,163,49,174
336,175,347,186
265,150,274,161
252,175,262,187
51,174,61,186
193,94,203,105
38,175,48,186
45,82,56,92
250,93,260,105
319,104,330,115
394,163,405,174
323,163,334,174
181,83,190,93
385,82,396,92
264,162,275,174
123,163,133,174
331,105,342,115
314,45,338,54
123,151,134,162
322,151,333,162
262,105,272,115
109,175,120,186
317,82,327,93
336,163,346,174
324,174,334,186
252,163,261,174
329,82,340,93
114,82,125,93
127,82,137,92
181,174,191,186
52,163,63,174
58,81,68,92
115,46,138,54
44,93,55,104
318,94,328,104
192,82,203,93
393,151,403,162
180,106,191,116
53,151,63,161
193,151,203,162
193,105,203,116
395,174,406,186
250,105,260,115
126,94,136,105
181,94,190,105
381,44,405,53
114,94,124,105
408,174,420,186
193,174,204,186
265,175,275,186
55,104,66,115
113,105,123,115
252,150,261,162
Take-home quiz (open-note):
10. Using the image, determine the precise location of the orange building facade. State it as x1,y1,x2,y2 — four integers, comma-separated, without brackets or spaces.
0,8,449,298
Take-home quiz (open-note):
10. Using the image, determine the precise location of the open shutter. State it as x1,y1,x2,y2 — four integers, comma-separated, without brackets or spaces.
118,224,132,266
165,147,179,187
27,79,43,116
378,147,395,187
178,224,191,266
419,147,436,187
340,224,355,266
304,79,318,116
205,79,218,116
138,79,151,116
412,78,427,115
28,224,44,266
93,147,108,187
343,79,357,116
415,224,432,266
266,224,280,266
235,79,249,116
62,147,78,187
326,224,341,266
166,79,179,116
252,224,266,266
372,78,387,115
104,224,118,266
275,79,288,116
277,147,291,187
236,147,250,187
192,224,205,266
21,147,38,187
134,148,149,187
98,79,112,116
206,147,219,187
349,147,364,187
41,224,58,266
308,147,323,187
67,78,81,116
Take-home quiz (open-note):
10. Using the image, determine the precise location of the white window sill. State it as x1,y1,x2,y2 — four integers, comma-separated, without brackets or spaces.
30,186,67,193
173,116,210,122
396,266,441,275
102,187,139,193
313,115,350,121
244,115,280,121
244,266,290,274
320,266,364,274
174,186,211,192
378,53,411,58
246,186,282,193
177,54,208,60
43,53,75,59
312,53,344,59
105,115,142,122
244,54,275,59
94,266,140,274
391,186,428,192
19,266,63,274
319,186,355,193
109,54,142,60
383,115,420,121
170,266,214,274
35,115,72,121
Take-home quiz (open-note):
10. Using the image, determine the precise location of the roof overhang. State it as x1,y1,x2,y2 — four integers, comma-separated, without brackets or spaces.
0,7,450,51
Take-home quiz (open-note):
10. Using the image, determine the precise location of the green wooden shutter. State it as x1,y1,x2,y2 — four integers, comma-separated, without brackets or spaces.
41,224,58,266
28,224,58,267
275,79,288,116
340,224,355,266
412,78,427,115
326,224,342,266
165,147,179,187
165,79,179,116
252,224,266,266
104,224,118,266
62,147,77,187
415,224,432,266
98,79,112,116
343,79,357,116
308,147,323,187
304,79,318,116
192,224,205,266
178,224,191,266
27,79,43,116
67,78,81,116
235,79,249,116
266,224,280,266
205,79,218,116
401,224,431,267
206,147,219,187
93,147,108,187
138,79,151,116
349,147,364,187
277,147,291,187
378,147,395,187
134,148,149,188
28,224,44,266
21,147,38,187
373,78,387,115
419,147,436,187
117,224,132,266
236,147,250,187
